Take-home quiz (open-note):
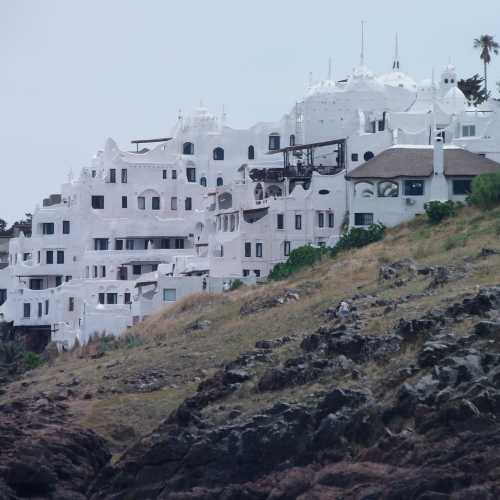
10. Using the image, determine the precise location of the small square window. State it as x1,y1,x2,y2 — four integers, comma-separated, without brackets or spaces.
91,195,104,209
62,220,70,234
351,153,359,162
133,264,142,275
152,197,160,210
453,179,472,195
354,213,374,226
163,288,176,301
404,180,424,196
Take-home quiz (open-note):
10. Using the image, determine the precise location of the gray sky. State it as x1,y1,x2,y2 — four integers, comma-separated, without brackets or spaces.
2,0,500,224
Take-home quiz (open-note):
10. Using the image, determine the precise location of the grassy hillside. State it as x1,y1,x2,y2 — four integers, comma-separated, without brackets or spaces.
2,205,500,458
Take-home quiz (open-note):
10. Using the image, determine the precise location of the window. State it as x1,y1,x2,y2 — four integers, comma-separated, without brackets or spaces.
98,293,105,305
183,142,194,155
122,195,128,208
354,213,374,226
57,250,64,264
171,197,177,210
175,238,184,249
318,212,324,228
62,220,70,234
328,212,334,228
248,145,255,160
462,125,476,137
91,170,96,178
163,288,176,301
46,250,53,264
404,180,424,196
284,240,291,256
256,242,263,258
132,264,141,275
55,275,62,287
45,299,49,315
121,168,127,183
289,134,296,146
93,265,98,278
23,252,30,261
91,195,104,209
244,242,251,257
453,179,472,195
243,269,250,277
109,168,116,183
101,265,106,278
115,239,123,250
351,153,359,162
295,214,302,230
200,176,207,187
172,169,177,180
277,213,284,229
378,181,399,197
185,197,192,210
69,297,74,312
161,238,170,249
223,215,228,232
106,293,117,305
378,119,385,132
37,251,40,264
124,292,131,304
364,151,374,162
186,167,196,182
42,223,54,235
94,238,109,251
65,276,71,282
126,239,134,250
23,303,30,318
254,269,261,277
152,197,160,210
216,177,223,186
138,196,146,210
38,302,42,317
269,134,281,151
30,279,43,290
163,169,167,179
213,147,224,160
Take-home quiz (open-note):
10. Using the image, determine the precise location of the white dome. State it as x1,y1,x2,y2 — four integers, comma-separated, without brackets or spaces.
346,65,385,92
418,78,439,93
378,71,417,92
441,86,468,113
305,79,337,98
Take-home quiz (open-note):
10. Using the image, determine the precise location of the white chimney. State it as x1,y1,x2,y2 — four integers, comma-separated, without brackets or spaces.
429,135,448,201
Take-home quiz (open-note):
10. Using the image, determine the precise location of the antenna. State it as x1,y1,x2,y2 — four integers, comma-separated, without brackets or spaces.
360,20,365,66
308,71,313,87
393,33,400,70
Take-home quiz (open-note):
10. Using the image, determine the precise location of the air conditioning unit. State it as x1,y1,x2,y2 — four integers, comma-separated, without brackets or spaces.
405,197,416,206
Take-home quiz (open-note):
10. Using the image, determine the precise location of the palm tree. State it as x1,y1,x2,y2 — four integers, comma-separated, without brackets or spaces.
473,34,499,95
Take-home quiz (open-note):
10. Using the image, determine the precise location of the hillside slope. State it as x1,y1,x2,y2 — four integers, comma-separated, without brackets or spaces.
1,206,500,499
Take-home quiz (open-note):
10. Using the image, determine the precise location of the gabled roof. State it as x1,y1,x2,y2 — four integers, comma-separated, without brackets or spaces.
346,146,500,179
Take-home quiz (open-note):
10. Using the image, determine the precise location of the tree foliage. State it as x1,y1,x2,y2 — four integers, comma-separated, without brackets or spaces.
469,173,500,210
458,74,488,105
424,200,460,224
473,34,500,94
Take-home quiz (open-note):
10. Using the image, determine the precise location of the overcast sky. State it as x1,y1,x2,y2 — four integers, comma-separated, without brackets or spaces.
2,0,500,223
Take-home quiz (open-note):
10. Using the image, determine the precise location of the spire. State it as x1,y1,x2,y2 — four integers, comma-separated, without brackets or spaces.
392,33,400,70
360,20,365,66
328,56,332,80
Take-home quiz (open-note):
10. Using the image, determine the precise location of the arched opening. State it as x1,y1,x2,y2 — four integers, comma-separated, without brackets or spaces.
213,147,224,161
254,183,264,201
183,142,194,155
289,134,296,146
248,145,255,160
218,192,233,210
378,180,399,197
364,151,375,162
354,181,375,198
216,177,224,187
200,176,207,187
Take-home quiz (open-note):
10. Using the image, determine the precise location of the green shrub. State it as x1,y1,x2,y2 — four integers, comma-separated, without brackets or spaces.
443,234,468,251
469,173,500,210
229,279,244,291
424,200,459,224
268,224,385,281
23,352,43,370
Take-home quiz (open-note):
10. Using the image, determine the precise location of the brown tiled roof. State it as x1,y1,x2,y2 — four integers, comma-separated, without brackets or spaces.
346,147,500,179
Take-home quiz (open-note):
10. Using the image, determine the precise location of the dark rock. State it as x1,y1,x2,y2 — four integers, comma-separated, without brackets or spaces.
475,321,500,336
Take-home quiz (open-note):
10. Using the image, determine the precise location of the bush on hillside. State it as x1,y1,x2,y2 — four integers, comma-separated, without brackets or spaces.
424,200,460,224
229,279,244,291
268,223,386,281
468,173,500,210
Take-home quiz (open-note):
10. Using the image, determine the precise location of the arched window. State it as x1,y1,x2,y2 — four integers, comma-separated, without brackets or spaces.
213,147,224,161
183,142,194,155
378,180,399,197
216,177,223,186
354,181,374,198
364,151,374,162
289,134,296,146
248,145,255,160
265,185,282,198
254,183,264,201
268,133,281,151
200,176,207,187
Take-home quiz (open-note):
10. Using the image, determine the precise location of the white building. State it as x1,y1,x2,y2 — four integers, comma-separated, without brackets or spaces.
2,37,500,348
